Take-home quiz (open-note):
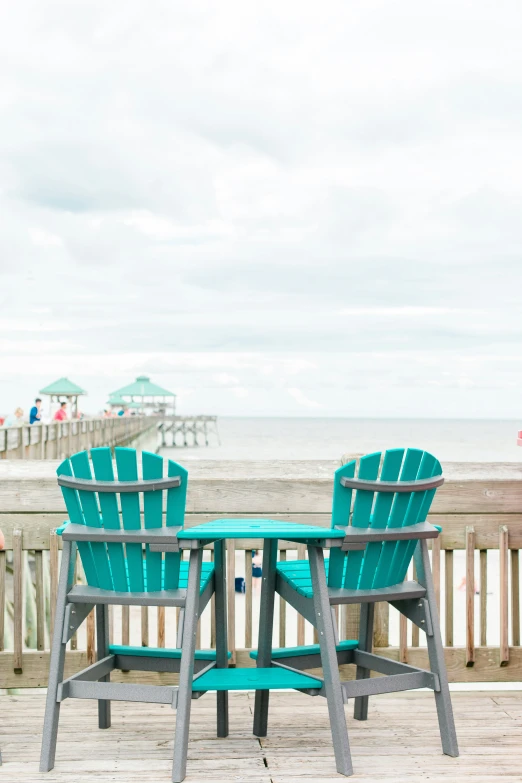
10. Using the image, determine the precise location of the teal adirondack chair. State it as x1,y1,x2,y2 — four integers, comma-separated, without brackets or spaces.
252,448,459,776
40,447,229,783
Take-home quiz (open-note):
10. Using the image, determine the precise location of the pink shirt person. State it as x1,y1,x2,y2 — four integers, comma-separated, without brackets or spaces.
54,402,68,421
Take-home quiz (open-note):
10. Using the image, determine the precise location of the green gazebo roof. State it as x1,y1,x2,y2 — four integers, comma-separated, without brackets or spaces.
40,377,86,396
110,375,175,398
107,395,127,406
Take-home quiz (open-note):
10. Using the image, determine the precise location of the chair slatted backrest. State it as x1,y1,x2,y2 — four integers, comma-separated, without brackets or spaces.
57,447,188,592
328,448,442,591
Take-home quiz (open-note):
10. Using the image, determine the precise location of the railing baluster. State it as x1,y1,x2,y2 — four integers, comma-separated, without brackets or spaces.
411,562,419,647
0,549,5,651
480,550,487,647
35,550,45,651
122,605,130,645
499,525,509,664
227,539,236,664
70,556,78,650
49,530,59,637
210,549,216,649
432,536,441,613
13,530,23,673
465,527,475,666
399,613,408,663
373,603,389,648
445,549,453,647
245,549,252,649
141,606,149,647
279,549,287,647
86,610,96,665
511,548,520,647
296,544,305,646
157,606,165,648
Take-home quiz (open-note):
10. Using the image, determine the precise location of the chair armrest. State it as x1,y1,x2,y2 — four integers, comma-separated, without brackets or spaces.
335,521,440,549
56,521,71,536
62,524,182,548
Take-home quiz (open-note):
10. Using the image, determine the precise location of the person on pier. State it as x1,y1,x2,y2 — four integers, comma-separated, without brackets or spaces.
53,401,68,421
30,398,42,424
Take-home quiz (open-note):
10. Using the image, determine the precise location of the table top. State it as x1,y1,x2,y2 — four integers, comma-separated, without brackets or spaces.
176,518,346,541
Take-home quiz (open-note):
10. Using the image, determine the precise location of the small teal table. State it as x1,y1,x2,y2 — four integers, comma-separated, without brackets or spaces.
176,517,353,766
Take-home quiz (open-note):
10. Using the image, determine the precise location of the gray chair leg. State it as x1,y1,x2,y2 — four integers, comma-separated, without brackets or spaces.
172,547,203,783
353,602,375,721
96,603,111,729
253,539,278,737
308,545,353,776
414,540,459,757
214,540,229,738
40,541,75,772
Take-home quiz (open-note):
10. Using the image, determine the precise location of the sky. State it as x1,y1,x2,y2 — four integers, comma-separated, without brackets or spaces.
1,1,522,418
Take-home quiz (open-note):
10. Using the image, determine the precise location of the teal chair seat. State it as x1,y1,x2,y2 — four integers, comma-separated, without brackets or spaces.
277,558,347,598
142,560,214,593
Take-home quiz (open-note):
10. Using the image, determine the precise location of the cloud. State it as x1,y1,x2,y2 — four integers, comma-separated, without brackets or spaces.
1,1,522,416
287,388,324,410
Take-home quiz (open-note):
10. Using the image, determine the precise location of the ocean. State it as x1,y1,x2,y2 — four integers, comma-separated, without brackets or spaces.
161,416,522,462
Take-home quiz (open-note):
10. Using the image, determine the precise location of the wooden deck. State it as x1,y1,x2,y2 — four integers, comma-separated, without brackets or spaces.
2,690,522,782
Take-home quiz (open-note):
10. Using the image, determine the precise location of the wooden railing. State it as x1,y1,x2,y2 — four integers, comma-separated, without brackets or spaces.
1,459,521,687
0,416,159,460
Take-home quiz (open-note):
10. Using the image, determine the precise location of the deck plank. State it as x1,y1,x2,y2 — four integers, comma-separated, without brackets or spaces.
1,691,521,781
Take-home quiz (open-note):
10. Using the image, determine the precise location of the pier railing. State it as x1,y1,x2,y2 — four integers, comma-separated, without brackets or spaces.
1,459,521,687
0,416,159,460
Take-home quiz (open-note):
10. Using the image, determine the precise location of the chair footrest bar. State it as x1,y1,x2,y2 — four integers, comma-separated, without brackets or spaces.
109,645,231,661
249,640,358,660
353,650,433,678
192,667,323,692
59,680,178,706
342,671,437,699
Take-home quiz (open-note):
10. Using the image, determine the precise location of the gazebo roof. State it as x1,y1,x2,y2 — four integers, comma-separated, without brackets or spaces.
40,377,86,396
110,375,175,398
107,395,127,406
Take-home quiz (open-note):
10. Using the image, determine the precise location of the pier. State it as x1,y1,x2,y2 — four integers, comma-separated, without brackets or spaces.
0,415,160,460
158,415,220,447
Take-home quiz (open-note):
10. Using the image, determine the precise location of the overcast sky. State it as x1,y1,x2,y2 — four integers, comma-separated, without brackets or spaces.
1,1,522,418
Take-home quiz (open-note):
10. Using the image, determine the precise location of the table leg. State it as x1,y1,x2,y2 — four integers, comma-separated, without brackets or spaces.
253,538,278,737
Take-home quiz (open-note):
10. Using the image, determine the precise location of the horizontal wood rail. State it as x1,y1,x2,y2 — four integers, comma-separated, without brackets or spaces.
0,458,521,687
0,416,159,460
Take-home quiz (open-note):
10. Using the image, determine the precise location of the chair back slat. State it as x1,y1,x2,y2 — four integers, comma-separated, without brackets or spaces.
70,451,113,590
328,460,356,588
142,451,164,592
343,452,381,589
373,448,423,587
357,448,404,590
91,447,128,591
330,447,443,592
58,448,188,594
392,452,441,583
114,448,144,592
164,459,188,589
58,458,100,587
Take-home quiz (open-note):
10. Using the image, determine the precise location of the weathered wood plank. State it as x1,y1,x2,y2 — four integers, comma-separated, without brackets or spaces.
1,460,521,515
2,689,522,783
